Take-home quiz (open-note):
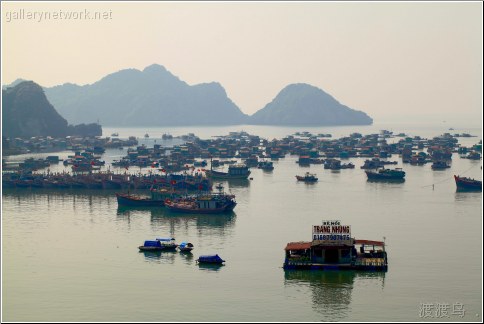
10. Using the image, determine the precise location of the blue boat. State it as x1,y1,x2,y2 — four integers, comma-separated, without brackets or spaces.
138,240,164,251
196,254,225,264
155,237,178,250
138,237,178,251
178,242,194,252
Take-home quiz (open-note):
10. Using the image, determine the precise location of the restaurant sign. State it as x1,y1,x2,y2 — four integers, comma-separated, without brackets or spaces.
312,220,352,244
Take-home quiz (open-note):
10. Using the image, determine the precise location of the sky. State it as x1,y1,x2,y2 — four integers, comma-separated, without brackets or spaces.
1,1,483,125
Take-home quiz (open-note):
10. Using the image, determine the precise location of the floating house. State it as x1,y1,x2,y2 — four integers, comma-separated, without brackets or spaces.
283,220,388,271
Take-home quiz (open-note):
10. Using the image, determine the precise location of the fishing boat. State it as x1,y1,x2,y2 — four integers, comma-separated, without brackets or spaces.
454,175,482,190
155,237,178,250
164,183,236,214
283,220,388,271
164,193,236,214
296,172,318,182
138,238,178,251
431,160,450,170
365,167,405,180
138,240,166,252
257,160,274,171
206,164,251,179
115,192,165,207
178,242,194,252
196,254,225,264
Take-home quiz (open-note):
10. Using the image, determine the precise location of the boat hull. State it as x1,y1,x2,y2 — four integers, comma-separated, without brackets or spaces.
116,193,165,207
283,262,388,272
454,175,482,190
365,171,405,180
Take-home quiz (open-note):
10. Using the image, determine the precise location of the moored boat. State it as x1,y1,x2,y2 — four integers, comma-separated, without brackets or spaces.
257,160,274,171
155,237,178,250
164,184,236,214
164,193,236,214
116,192,165,207
454,175,482,191
365,167,405,180
283,220,388,271
178,242,194,252
296,172,318,182
206,164,251,179
196,254,225,264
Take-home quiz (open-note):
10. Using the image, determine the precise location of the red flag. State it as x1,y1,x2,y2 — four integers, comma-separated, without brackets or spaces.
161,168,166,173
151,164,155,168
171,180,177,185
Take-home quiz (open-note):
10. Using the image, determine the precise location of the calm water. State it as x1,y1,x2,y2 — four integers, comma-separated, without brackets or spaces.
2,123,482,321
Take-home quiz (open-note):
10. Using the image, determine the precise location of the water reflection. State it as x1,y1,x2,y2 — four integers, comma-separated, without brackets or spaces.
197,263,225,272
455,189,483,202
366,178,405,184
284,271,385,320
2,188,119,210
178,251,195,266
150,209,236,230
222,178,251,188
139,250,177,264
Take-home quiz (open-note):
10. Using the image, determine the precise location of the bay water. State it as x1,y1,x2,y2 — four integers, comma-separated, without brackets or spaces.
2,122,482,321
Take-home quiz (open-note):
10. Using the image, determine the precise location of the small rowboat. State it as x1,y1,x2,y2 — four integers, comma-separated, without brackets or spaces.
178,242,194,252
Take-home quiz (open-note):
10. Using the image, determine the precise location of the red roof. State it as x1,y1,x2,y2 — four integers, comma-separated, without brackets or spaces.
354,239,385,246
284,241,312,251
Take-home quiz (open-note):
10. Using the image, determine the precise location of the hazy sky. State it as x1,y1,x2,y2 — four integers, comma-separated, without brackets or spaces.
1,1,482,124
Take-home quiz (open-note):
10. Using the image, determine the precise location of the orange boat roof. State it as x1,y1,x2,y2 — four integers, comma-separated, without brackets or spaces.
285,241,312,251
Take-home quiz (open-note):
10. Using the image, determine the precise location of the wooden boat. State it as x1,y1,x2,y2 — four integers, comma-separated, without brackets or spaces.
196,254,225,264
257,160,274,171
178,242,194,252
115,193,165,207
164,194,236,214
454,175,482,190
431,160,450,170
164,184,236,214
206,164,251,179
296,172,318,182
283,221,388,272
155,237,178,250
365,168,405,180
138,238,177,252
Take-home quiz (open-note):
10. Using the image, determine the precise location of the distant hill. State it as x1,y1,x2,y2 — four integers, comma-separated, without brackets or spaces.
43,64,249,126
249,83,373,126
2,81,101,138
